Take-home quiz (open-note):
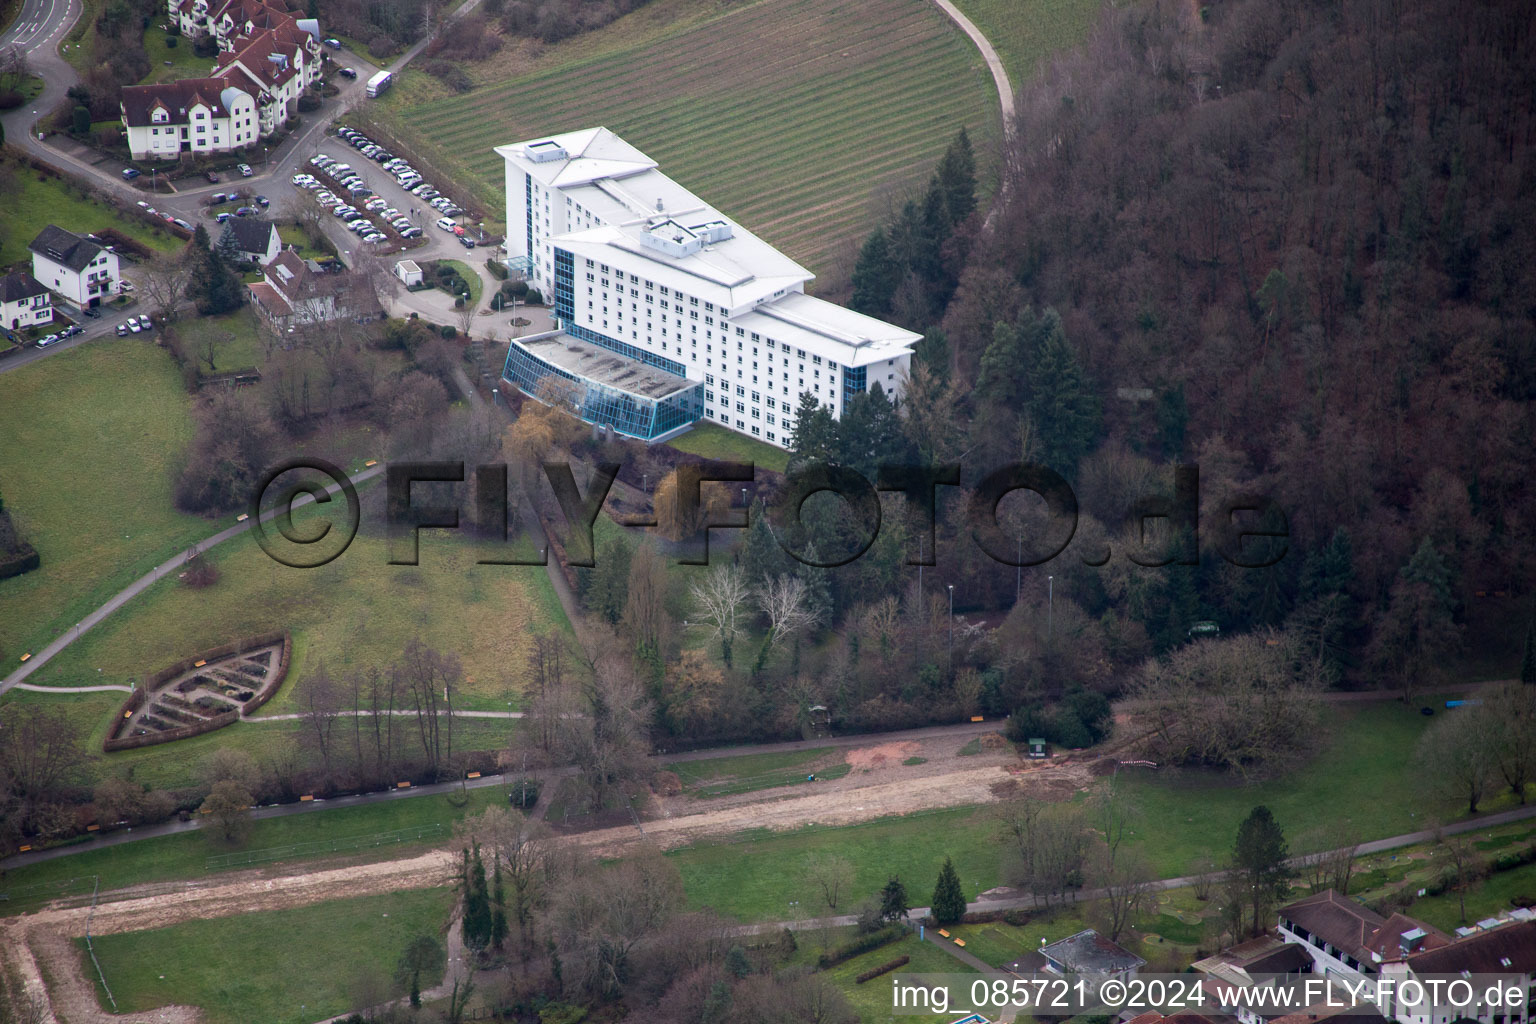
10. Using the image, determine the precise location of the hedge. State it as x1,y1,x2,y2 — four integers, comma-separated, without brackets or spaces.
856,955,910,983
0,542,40,580
816,925,905,970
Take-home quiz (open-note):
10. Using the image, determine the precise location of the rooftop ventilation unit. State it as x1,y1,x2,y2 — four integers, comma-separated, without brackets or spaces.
1399,928,1427,954
641,220,702,257
526,140,567,163
690,220,732,244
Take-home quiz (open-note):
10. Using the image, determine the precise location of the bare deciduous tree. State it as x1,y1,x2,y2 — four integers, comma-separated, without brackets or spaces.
138,250,195,323
803,852,855,913
758,574,821,655
689,563,749,667
1097,849,1156,942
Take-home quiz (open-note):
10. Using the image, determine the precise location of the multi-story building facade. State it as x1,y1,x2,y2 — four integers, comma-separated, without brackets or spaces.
496,127,918,446
28,227,121,310
121,0,322,160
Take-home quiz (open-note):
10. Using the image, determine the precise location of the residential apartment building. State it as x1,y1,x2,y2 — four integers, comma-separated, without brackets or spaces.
28,227,121,309
121,0,322,160
496,127,918,446
1208,890,1536,1024
0,272,53,331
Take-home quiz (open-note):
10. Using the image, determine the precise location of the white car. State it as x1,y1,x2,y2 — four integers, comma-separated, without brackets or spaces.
311,155,331,167
436,216,457,231
364,232,387,243
128,320,142,333
238,163,253,176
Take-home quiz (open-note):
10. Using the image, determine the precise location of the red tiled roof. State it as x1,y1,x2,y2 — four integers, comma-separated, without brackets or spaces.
119,78,231,127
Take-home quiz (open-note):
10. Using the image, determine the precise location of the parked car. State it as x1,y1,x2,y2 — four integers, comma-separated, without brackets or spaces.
453,225,466,237
255,195,269,207
238,163,253,177
324,36,341,48
364,232,386,243
122,168,140,179
136,317,154,332
173,218,193,230
128,320,142,333
37,333,59,346
66,324,85,337
216,211,233,223
235,206,256,216
373,150,393,163
83,306,101,319
116,323,129,336
400,227,422,238
459,236,476,249
338,67,356,78
437,216,457,231
206,170,219,182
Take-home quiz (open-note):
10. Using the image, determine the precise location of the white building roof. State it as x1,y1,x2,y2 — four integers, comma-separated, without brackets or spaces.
498,127,814,309
735,291,921,368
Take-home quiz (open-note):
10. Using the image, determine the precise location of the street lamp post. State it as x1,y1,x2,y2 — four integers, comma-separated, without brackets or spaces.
1048,575,1054,640
1016,534,1022,603
947,584,955,675
741,486,748,507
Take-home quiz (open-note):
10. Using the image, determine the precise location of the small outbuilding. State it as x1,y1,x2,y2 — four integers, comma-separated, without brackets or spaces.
394,259,423,287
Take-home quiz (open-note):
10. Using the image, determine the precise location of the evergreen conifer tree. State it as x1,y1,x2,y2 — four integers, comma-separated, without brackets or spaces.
931,857,965,924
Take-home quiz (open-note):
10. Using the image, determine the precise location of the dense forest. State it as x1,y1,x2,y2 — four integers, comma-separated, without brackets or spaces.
839,0,1536,681
566,0,1536,758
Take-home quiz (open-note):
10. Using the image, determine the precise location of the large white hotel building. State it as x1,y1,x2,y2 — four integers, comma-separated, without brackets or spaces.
496,128,919,447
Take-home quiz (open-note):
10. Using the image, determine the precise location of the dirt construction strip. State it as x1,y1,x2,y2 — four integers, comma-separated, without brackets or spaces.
1,750,1048,1023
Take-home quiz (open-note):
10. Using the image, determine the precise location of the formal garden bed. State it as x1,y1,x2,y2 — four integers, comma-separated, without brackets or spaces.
103,632,290,751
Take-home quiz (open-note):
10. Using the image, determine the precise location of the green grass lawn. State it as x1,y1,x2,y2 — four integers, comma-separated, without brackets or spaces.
0,335,207,665
1115,698,1469,877
0,169,183,267
436,258,481,306
1404,857,1536,932
141,30,214,84
277,224,335,261
669,699,1462,922
668,747,851,797
948,0,1103,88
670,806,995,921
24,521,569,710
824,932,978,1023
83,887,454,1024
386,0,999,275
1,785,508,902
666,421,789,474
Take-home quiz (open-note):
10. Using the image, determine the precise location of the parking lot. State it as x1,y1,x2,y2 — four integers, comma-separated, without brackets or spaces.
280,126,483,258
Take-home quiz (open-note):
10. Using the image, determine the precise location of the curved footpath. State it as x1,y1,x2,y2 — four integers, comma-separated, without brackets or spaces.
0,463,385,695
928,0,1015,137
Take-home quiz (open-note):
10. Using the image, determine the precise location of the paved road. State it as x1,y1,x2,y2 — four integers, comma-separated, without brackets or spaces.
0,463,385,694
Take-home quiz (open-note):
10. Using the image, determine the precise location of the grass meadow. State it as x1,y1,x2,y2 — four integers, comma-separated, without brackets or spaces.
0,169,183,269
666,421,790,474
668,699,1464,921
382,0,1000,275
0,335,207,664
1,785,508,900
949,0,1104,87
83,887,455,1024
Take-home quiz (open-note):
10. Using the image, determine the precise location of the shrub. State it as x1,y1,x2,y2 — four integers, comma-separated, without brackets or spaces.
856,956,910,983
486,258,508,280
72,105,90,134
439,325,456,339
0,90,22,109
297,92,320,112
509,778,540,807
509,279,528,298
525,288,543,304
454,296,464,308
192,33,217,57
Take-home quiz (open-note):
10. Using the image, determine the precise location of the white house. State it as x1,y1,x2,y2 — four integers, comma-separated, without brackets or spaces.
394,259,423,287
0,272,53,331
495,127,918,446
121,79,259,161
124,0,322,159
28,227,120,309
1378,916,1535,1024
219,217,281,265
